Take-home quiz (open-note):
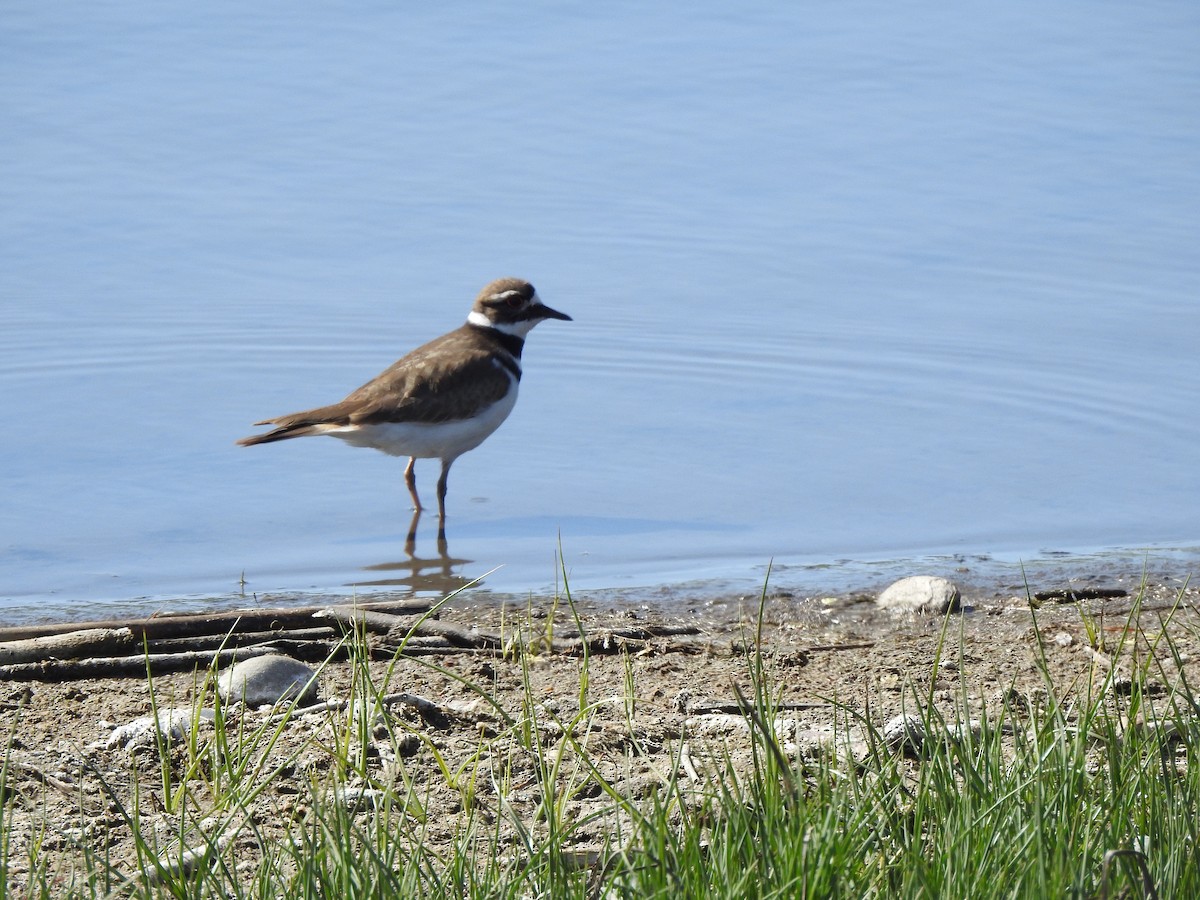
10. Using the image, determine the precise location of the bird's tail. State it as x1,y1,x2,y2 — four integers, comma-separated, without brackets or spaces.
236,421,331,447
238,400,353,447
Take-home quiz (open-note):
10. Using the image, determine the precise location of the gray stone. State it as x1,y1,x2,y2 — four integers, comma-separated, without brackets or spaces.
333,787,387,812
877,575,961,614
217,654,320,707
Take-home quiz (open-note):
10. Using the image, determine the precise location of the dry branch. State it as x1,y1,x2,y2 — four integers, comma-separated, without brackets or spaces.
0,597,437,644
144,627,337,654
409,618,505,649
314,607,413,635
1033,588,1128,603
0,647,279,682
0,627,135,666
0,597,728,681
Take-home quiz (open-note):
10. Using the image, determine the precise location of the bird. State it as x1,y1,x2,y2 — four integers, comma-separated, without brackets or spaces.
237,277,571,538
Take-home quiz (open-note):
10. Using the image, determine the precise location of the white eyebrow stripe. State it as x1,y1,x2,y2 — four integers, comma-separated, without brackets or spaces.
488,289,523,301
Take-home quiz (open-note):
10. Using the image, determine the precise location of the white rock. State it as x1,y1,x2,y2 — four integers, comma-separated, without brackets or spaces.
683,713,749,736
793,727,872,765
793,726,840,757
950,719,984,743
333,787,386,812
882,713,927,754
217,655,320,707
102,707,215,749
877,576,961,614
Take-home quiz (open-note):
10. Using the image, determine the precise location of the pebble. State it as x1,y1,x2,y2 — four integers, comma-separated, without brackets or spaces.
877,575,961,614
217,654,321,707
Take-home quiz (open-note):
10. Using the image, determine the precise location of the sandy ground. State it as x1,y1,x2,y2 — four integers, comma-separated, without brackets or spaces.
1,573,1197,889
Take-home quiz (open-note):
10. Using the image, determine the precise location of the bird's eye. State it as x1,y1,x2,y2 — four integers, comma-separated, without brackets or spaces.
489,290,522,308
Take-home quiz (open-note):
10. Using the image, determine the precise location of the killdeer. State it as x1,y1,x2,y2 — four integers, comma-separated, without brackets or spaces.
237,278,570,536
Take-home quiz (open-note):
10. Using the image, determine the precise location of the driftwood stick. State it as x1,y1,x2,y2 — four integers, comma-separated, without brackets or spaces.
0,627,136,666
314,607,412,635
0,597,438,644
376,646,467,659
0,647,280,682
245,640,347,664
386,635,454,649
546,631,716,656
549,635,642,655
805,642,876,653
410,619,504,649
686,701,833,714
603,624,701,639
145,627,337,655
0,626,340,670
1033,588,1128,604
535,624,703,644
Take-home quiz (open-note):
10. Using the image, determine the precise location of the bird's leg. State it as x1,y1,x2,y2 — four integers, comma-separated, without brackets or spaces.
436,459,453,542
404,507,421,556
403,456,422,511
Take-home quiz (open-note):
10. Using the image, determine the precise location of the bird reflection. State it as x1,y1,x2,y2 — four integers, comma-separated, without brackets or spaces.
352,509,475,595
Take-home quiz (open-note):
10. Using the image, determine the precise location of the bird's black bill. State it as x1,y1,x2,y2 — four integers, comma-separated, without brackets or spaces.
534,304,572,322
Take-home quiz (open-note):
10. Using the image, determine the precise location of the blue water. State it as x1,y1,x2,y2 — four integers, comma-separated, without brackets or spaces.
3,2,1199,621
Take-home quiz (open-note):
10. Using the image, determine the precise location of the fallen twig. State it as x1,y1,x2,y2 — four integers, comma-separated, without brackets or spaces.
0,627,136,666
0,596,437,644
144,627,337,655
1033,588,1128,604
805,641,875,652
409,618,504,649
315,607,413,635
0,646,279,682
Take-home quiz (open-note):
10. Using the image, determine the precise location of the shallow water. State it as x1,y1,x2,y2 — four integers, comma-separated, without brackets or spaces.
3,3,1199,621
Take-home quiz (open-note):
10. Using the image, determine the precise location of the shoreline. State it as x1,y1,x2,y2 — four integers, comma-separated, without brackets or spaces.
2,541,1197,630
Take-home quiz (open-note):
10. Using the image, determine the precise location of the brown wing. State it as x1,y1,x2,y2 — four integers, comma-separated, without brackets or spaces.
347,354,512,425
237,326,514,445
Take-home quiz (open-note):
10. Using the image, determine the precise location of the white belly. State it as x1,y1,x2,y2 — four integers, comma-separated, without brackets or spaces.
326,387,519,461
